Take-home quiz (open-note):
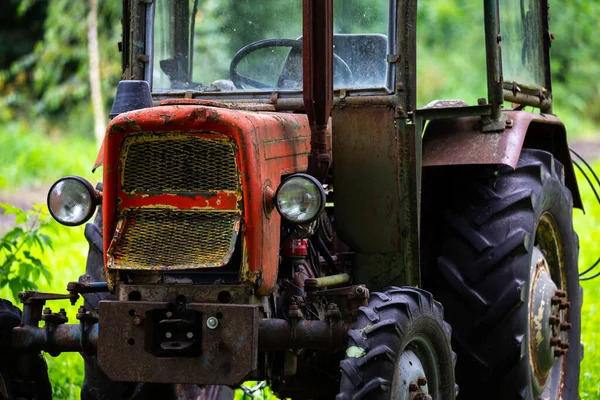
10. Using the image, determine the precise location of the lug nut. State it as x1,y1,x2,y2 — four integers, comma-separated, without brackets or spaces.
409,382,419,392
417,376,428,386
549,316,560,325
554,349,563,357
560,342,570,349
560,322,572,331
550,337,561,346
555,290,567,298
551,296,562,305
559,302,571,310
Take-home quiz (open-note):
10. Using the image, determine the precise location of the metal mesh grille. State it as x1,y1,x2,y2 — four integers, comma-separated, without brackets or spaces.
110,209,241,270
121,134,239,194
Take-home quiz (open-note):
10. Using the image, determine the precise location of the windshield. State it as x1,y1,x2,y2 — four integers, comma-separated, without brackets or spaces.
152,0,390,93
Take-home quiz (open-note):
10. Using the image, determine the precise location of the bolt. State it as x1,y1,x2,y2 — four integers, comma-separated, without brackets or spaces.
207,316,219,329
132,315,143,326
396,82,405,92
165,332,172,339
554,349,563,357
555,290,567,298
559,302,571,310
497,34,502,43
212,340,221,351
186,332,194,339
43,307,52,315
409,382,419,392
560,322,572,331
355,286,365,295
478,98,487,106
78,306,86,314
560,342,570,349
549,316,560,326
417,376,428,386
165,311,172,318
551,296,562,305
550,337,561,346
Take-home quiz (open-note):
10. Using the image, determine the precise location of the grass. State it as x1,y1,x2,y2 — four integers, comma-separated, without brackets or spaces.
0,126,598,398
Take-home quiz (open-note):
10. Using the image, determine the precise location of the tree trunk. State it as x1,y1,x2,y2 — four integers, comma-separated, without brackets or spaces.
88,0,105,148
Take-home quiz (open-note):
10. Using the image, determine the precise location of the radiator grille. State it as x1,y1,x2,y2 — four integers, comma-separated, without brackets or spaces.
121,133,239,194
109,209,241,270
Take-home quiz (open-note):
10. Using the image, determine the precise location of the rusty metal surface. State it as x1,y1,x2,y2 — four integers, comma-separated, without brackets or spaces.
98,301,259,385
12,323,98,354
114,284,256,304
483,0,503,122
422,110,583,209
257,319,350,352
303,0,333,181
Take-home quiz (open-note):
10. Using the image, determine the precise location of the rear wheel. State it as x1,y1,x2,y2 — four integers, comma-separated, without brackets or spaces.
337,287,456,400
423,149,581,399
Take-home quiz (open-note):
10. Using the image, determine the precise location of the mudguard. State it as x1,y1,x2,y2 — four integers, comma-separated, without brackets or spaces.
422,110,583,209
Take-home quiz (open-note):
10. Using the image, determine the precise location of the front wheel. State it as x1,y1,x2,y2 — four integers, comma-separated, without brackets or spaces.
337,287,456,400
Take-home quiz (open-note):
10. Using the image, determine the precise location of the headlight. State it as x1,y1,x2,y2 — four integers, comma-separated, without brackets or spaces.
47,177,98,226
274,174,326,224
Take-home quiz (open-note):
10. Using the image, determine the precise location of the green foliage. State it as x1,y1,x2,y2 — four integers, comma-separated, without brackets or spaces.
574,161,600,398
0,0,121,131
0,203,54,301
0,121,97,190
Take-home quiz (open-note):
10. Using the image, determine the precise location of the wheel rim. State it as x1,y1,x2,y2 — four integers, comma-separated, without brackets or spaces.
392,335,439,400
528,212,569,398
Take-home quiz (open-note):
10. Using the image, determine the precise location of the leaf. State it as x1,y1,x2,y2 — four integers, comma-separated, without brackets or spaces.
38,233,53,250
346,346,366,358
0,203,27,225
8,278,22,302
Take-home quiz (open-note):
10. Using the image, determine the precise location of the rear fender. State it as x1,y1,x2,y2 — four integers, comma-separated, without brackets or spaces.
422,110,582,209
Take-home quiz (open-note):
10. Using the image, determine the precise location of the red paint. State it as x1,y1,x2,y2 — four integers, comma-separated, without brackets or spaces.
103,104,319,294
282,239,309,257
118,192,240,210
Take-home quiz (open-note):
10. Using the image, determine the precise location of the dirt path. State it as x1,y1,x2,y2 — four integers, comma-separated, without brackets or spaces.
0,186,47,234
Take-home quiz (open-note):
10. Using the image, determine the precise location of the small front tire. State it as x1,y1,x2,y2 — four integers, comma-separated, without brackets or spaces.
337,287,456,400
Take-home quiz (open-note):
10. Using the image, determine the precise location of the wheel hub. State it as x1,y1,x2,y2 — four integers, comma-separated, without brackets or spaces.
396,349,430,400
529,254,570,388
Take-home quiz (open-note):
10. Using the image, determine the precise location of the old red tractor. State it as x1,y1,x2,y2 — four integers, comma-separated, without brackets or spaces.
0,0,582,399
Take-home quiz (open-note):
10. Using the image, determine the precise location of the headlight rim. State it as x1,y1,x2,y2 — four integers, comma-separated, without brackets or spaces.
274,173,326,225
47,176,97,227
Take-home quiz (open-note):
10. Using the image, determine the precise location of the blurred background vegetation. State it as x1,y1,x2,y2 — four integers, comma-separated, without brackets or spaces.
0,0,598,399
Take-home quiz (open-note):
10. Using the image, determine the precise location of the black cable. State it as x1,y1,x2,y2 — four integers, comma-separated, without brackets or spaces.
579,257,600,277
571,148,600,189
580,269,600,281
572,159,600,205
570,148,600,279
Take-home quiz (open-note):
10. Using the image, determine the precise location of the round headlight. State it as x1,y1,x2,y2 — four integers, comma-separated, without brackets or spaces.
47,177,97,226
274,174,326,224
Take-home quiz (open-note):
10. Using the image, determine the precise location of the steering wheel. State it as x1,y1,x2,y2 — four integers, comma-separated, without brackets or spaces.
229,38,353,90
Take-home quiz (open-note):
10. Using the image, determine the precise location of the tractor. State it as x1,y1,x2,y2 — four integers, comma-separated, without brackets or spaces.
0,0,582,399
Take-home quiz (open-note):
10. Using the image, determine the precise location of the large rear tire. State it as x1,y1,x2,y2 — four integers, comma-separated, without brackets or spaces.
423,149,581,399
337,287,456,400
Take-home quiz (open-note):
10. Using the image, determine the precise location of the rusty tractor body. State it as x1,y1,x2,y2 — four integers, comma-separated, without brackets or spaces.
5,0,582,399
